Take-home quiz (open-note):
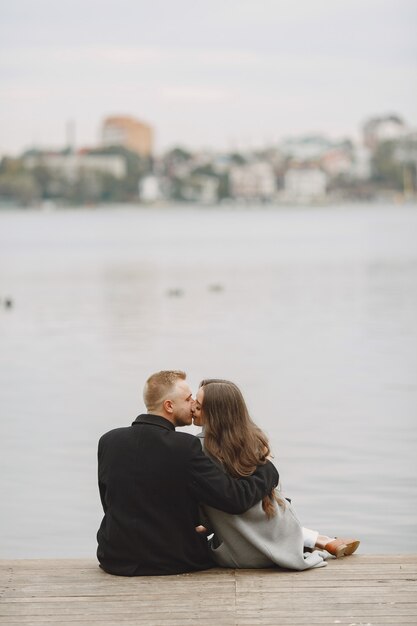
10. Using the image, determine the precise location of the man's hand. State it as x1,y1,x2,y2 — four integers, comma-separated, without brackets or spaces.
195,525,208,534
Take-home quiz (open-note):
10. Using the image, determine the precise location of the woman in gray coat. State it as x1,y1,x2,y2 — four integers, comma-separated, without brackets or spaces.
192,380,360,571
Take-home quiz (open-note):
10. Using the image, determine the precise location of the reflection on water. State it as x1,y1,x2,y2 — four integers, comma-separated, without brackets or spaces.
0,204,416,557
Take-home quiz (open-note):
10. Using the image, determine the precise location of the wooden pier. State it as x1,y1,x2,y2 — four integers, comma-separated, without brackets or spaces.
1,555,416,625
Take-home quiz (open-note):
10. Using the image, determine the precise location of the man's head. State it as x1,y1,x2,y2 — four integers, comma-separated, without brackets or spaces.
143,370,193,427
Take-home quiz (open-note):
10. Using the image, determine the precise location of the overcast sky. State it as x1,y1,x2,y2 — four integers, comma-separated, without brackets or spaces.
1,0,416,155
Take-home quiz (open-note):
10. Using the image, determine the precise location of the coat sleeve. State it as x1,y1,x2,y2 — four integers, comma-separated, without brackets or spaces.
186,438,279,514
97,437,107,513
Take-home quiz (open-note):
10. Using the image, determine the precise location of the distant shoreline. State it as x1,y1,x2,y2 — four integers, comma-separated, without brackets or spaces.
1,197,416,212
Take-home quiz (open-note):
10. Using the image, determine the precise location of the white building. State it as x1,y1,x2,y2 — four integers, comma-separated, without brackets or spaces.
139,176,163,202
229,162,276,200
350,144,372,180
283,168,327,202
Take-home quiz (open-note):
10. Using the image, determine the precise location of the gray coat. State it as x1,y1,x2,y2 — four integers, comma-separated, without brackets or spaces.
197,433,326,570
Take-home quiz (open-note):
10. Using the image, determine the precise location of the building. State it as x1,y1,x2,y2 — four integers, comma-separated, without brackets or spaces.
350,143,372,180
229,162,276,200
320,148,352,177
23,151,126,180
139,176,163,203
180,175,219,204
283,167,327,202
101,116,153,157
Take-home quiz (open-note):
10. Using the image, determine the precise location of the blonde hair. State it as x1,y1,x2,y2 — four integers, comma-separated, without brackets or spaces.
143,370,186,412
200,380,285,518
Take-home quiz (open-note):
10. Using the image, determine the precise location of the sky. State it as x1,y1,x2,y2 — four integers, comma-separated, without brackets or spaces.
1,0,416,156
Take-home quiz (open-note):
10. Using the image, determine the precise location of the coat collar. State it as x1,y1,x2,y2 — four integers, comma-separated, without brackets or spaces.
132,413,175,431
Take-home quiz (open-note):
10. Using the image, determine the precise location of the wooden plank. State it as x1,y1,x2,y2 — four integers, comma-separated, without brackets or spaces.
235,620,417,625
2,554,415,570
2,598,416,610
1,557,416,626
0,614,237,626
4,616,232,624
2,588,416,601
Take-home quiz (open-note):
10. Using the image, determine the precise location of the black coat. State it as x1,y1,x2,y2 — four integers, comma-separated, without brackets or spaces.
97,414,279,576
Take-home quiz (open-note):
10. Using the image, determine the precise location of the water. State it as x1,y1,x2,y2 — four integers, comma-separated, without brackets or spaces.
0,203,416,558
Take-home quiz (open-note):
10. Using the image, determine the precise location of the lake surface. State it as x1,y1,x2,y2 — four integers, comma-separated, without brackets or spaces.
0,203,416,558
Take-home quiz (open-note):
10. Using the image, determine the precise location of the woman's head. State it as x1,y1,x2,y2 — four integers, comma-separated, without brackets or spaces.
194,381,250,434
192,379,240,427
196,380,270,478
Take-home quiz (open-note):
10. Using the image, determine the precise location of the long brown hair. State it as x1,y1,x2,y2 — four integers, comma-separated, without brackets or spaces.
199,380,284,518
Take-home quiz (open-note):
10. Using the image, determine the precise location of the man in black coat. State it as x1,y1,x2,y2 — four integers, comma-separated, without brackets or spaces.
97,370,278,576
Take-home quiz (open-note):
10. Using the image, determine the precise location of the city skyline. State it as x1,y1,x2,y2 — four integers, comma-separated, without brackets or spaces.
1,0,416,156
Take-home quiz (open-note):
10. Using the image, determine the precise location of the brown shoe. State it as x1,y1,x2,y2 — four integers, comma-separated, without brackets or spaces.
324,538,360,558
